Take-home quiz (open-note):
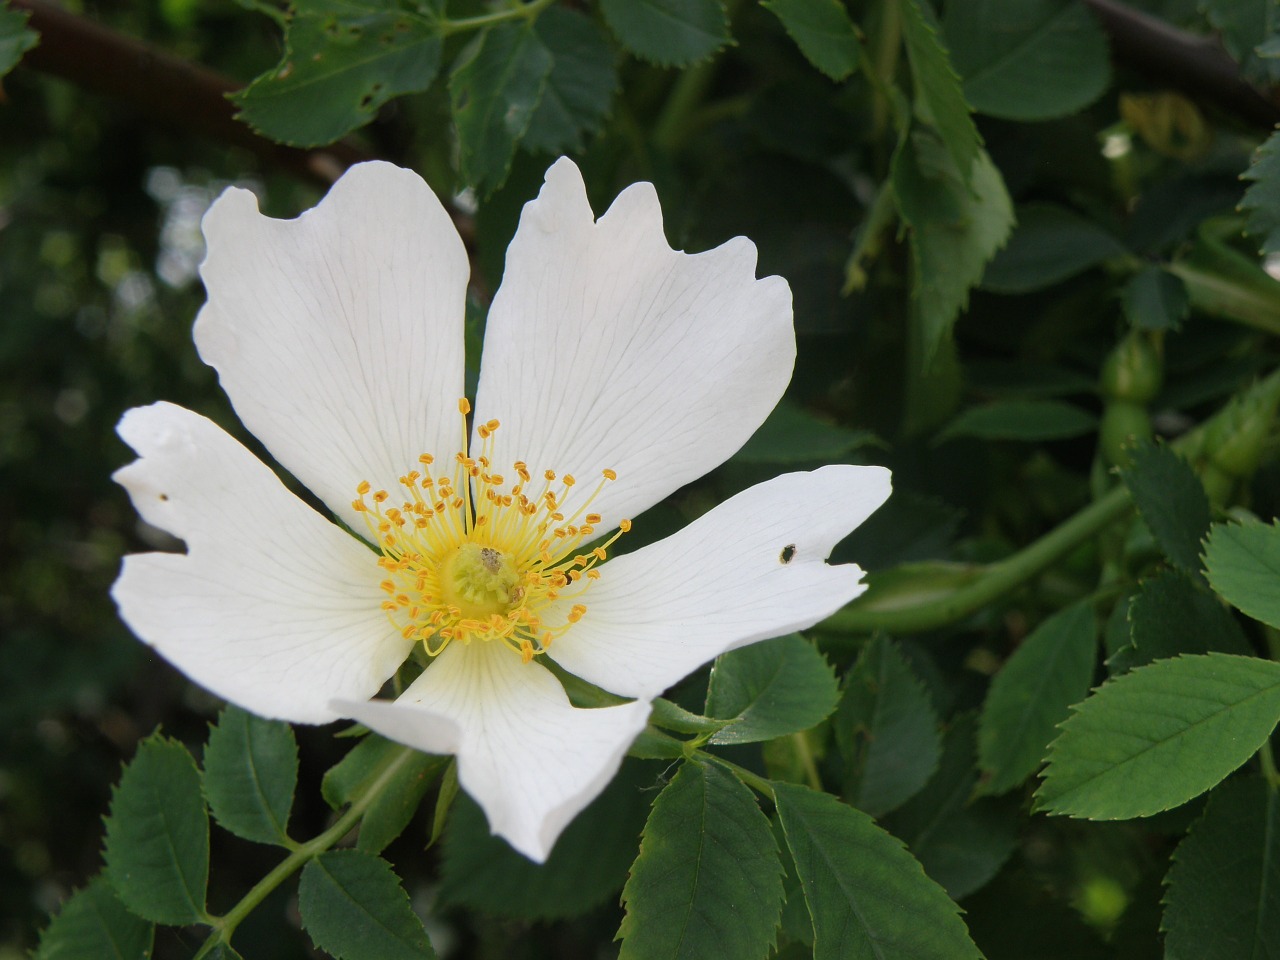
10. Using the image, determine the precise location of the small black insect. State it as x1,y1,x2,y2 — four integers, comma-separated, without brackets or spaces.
779,544,797,564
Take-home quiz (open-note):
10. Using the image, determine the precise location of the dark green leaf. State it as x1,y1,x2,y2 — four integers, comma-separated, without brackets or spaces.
103,734,209,925
524,8,618,155
233,4,442,147
34,878,154,960
1162,777,1280,960
440,759,653,920
896,0,980,180
1120,442,1211,577
650,697,731,735
323,733,405,810
1037,654,1280,818
1123,266,1189,331
761,0,861,81
977,602,1097,795
887,715,1018,900
835,635,941,817
938,399,1097,442
598,0,729,67
450,23,553,195
943,0,1109,120
981,203,1127,294
774,782,983,960
298,850,436,960
734,399,877,464
1200,0,1280,85
1125,570,1252,669
203,705,298,847
0,4,38,77
618,761,783,960
705,634,840,745
358,752,448,854
1205,520,1280,628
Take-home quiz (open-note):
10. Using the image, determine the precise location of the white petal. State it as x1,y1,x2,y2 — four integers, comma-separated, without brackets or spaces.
546,464,892,700
334,641,651,862
473,158,794,532
111,402,411,724
194,161,469,531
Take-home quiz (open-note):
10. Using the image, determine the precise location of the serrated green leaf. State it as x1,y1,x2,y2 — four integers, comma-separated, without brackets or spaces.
298,850,436,960
835,635,941,817
1037,654,1280,818
34,877,154,960
1123,570,1251,671
103,734,209,925
774,782,983,960
650,697,731,735
598,0,729,67
734,399,876,464
943,0,1109,121
938,399,1096,442
323,733,406,810
440,759,652,920
524,7,618,155
705,634,839,745
893,128,1014,361
1205,519,1280,628
1200,0,1280,85
358,752,448,854
202,706,298,847
886,715,1018,900
981,203,1127,293
450,23,553,195
1161,777,1280,960
618,761,783,960
1242,131,1280,251
896,0,980,180
0,4,38,77
978,602,1097,795
233,3,443,147
1123,266,1189,331
1119,442,1211,577
761,0,861,81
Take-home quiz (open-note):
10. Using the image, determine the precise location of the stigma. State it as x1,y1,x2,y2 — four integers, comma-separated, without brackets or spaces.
352,400,630,663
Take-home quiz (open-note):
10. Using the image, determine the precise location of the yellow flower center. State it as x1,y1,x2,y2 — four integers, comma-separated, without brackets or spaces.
352,399,630,663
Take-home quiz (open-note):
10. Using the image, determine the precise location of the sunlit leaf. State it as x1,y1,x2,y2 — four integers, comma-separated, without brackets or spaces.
705,634,840,745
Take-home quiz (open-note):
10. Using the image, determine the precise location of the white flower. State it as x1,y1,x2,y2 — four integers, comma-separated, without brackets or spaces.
111,159,891,862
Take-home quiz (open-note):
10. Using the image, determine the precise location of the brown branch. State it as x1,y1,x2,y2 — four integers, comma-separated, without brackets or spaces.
7,0,374,185
1084,0,1280,129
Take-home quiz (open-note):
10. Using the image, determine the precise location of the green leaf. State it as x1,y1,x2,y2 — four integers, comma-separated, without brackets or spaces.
761,0,861,81
1161,777,1280,960
1123,266,1189,331
704,634,840,745
896,0,980,180
893,128,1014,361
202,946,245,960
440,759,653,920
0,4,38,78
1036,654,1280,818
1200,0,1280,86
618,761,783,960
835,636,941,817
980,203,1127,294
886,715,1018,900
774,782,983,960
202,705,298,847
937,399,1097,442
943,0,1109,120
734,399,876,463
450,23,553,195
1205,519,1280,628
598,0,729,67
524,7,618,155
103,734,209,925
358,752,448,854
298,850,436,960
1124,570,1252,670
1120,442,1212,578
977,602,1097,795
323,733,405,810
233,3,443,147
34,878,154,960
650,697,732,735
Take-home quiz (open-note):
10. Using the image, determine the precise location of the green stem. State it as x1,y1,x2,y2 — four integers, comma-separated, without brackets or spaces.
1260,740,1280,790
653,58,718,152
196,745,416,955
438,0,555,35
791,732,823,792
698,751,776,800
